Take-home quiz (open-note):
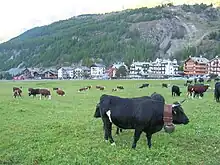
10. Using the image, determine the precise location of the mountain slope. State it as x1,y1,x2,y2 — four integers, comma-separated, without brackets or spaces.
0,3,220,71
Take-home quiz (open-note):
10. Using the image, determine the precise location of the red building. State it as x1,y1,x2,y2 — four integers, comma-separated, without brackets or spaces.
184,56,209,76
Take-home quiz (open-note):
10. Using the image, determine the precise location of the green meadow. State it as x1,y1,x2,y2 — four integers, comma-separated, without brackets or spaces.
0,80,220,165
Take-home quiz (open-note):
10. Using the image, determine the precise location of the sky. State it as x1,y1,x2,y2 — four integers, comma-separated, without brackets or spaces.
0,0,218,43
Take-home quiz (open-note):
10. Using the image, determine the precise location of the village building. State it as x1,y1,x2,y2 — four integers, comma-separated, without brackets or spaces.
90,63,105,79
184,56,209,76
208,55,220,76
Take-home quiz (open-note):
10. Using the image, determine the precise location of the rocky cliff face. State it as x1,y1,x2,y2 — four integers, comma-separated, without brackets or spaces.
0,4,219,70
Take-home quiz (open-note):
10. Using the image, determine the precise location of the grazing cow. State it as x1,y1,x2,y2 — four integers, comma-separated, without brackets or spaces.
198,78,204,83
162,83,168,88
87,85,92,89
186,80,193,84
112,88,118,92
28,88,51,99
94,94,189,149
56,89,65,96
13,87,22,98
117,86,124,90
99,86,105,90
214,82,220,102
13,87,22,92
172,85,182,96
96,85,101,89
187,84,209,98
139,83,149,88
13,89,22,98
215,78,220,81
78,87,88,92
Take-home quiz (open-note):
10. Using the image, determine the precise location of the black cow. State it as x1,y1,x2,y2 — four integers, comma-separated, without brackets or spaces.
94,94,189,149
162,83,168,88
113,92,165,135
186,80,193,84
139,83,149,88
198,78,204,83
117,86,124,90
214,82,220,102
172,85,182,96
215,78,220,81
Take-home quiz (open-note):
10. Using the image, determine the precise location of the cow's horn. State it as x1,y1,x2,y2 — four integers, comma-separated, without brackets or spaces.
179,99,186,104
172,104,179,108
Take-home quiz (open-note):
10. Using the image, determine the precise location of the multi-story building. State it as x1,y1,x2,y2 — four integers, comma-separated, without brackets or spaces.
184,56,209,76
148,58,179,75
208,56,220,75
90,63,105,78
129,61,150,77
58,67,74,79
129,58,179,77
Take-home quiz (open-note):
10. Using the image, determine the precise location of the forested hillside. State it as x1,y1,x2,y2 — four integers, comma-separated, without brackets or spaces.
0,3,220,71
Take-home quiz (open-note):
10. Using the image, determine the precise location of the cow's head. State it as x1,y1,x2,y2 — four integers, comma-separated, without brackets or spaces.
94,103,101,118
171,100,189,125
176,91,182,96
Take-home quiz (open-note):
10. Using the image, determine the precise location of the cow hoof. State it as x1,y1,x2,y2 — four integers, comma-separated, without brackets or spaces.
111,142,116,146
105,140,108,143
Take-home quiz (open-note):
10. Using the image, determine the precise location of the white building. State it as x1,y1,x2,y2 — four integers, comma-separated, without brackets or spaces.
58,67,74,79
148,58,179,75
129,58,179,77
90,63,105,78
129,61,150,78
74,66,90,79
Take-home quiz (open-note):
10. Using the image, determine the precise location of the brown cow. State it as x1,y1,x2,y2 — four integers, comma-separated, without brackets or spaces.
87,85,92,89
56,89,65,96
96,85,101,89
39,89,51,100
28,88,51,100
78,87,88,92
99,86,105,90
13,87,22,98
13,87,22,92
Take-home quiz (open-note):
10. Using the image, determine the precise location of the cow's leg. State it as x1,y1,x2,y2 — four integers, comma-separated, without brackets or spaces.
146,133,152,148
102,117,115,145
103,124,108,142
107,122,115,145
132,129,142,149
39,94,42,100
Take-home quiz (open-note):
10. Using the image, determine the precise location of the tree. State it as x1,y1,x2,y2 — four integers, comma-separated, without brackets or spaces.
115,66,128,78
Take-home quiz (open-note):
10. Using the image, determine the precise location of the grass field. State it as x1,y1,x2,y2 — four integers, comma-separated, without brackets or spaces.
1,79,220,165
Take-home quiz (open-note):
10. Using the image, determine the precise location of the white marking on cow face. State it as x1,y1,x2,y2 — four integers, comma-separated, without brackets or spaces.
106,110,112,123
111,142,116,146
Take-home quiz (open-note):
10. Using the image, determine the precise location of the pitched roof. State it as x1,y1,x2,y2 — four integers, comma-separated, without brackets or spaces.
90,63,105,67
190,56,209,64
